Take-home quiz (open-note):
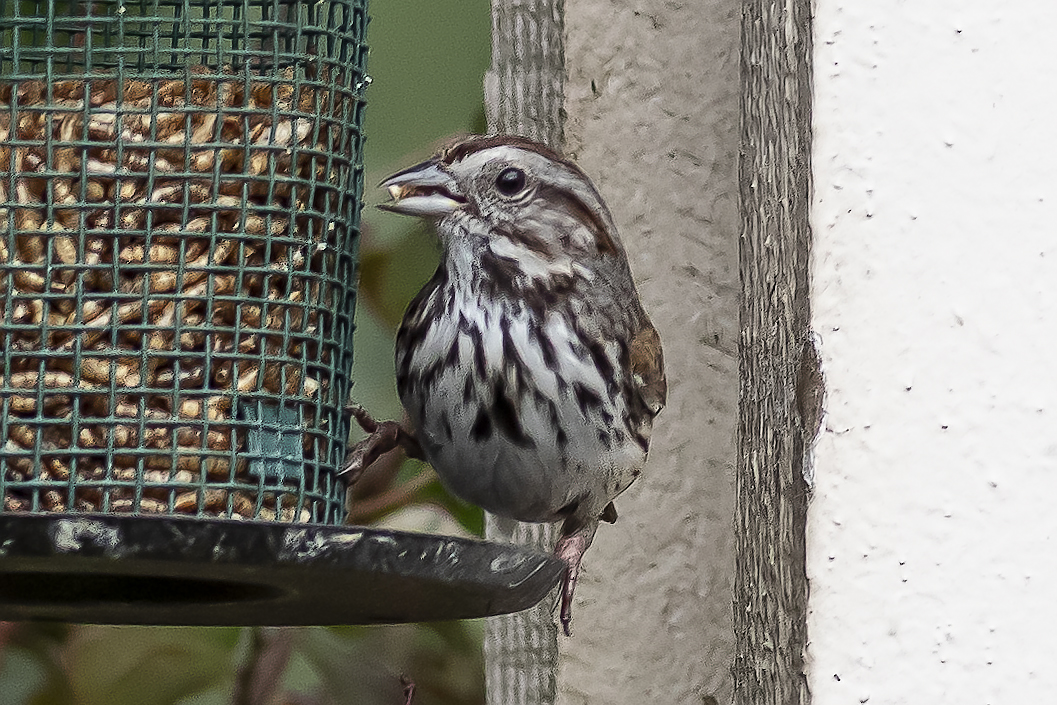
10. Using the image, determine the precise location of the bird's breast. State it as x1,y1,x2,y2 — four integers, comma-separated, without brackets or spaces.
397,286,644,522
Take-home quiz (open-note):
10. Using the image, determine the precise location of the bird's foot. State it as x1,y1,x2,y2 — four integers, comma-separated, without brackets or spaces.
400,675,415,705
340,405,423,482
554,521,597,637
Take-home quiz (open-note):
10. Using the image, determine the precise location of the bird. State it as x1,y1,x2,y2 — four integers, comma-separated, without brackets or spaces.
343,134,666,635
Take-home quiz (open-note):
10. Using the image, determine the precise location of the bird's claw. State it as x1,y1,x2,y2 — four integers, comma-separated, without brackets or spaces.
341,404,424,482
348,404,382,434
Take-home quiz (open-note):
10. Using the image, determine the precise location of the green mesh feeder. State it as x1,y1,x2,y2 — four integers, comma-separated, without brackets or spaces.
0,0,365,522
0,0,562,624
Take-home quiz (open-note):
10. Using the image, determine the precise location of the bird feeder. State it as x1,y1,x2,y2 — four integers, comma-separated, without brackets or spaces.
0,0,561,625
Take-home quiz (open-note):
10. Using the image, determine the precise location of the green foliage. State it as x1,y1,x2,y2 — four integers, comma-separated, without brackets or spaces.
62,628,237,705
0,627,237,705
0,624,484,705
357,222,441,332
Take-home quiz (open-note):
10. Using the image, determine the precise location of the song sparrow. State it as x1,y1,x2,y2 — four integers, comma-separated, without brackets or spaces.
345,134,666,635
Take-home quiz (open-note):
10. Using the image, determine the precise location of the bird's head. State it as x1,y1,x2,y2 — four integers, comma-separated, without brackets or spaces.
379,135,625,267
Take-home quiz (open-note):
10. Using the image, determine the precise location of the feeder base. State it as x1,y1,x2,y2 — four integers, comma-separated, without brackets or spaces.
0,514,563,625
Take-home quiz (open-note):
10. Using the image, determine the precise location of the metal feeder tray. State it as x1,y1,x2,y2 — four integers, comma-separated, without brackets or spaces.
0,513,565,625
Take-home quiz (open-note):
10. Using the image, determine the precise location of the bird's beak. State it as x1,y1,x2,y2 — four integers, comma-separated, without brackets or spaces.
378,160,466,217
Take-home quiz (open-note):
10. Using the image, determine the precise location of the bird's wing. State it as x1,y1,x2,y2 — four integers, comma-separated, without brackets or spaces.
629,319,667,418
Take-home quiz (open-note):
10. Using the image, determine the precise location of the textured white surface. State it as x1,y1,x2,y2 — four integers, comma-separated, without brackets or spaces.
808,3,1057,703
559,1,740,703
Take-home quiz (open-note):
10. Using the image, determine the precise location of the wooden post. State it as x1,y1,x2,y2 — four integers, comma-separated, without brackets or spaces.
483,0,565,148
733,0,814,704
482,3,565,705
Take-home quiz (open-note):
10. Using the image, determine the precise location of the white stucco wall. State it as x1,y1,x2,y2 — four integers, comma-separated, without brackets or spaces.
808,3,1057,703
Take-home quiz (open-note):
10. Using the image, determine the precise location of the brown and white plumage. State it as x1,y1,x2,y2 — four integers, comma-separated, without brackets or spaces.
364,134,666,633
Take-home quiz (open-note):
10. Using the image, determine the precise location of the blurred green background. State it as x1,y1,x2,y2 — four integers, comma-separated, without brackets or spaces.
0,2,494,703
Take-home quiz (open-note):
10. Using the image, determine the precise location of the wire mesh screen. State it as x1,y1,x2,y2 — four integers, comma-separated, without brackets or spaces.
0,0,367,523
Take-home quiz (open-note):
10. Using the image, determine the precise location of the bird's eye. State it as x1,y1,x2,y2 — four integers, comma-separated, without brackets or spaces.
494,167,527,197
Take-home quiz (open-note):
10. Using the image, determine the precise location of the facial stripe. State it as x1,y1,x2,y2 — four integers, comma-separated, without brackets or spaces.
537,184,620,255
